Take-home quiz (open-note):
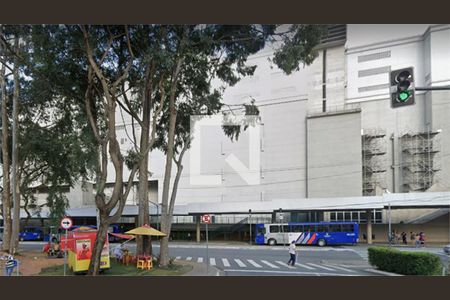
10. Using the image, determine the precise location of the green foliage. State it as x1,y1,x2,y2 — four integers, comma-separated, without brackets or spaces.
368,246,443,275
125,149,140,170
273,25,328,74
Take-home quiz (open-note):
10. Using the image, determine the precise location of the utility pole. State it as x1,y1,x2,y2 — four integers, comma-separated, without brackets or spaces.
249,209,252,245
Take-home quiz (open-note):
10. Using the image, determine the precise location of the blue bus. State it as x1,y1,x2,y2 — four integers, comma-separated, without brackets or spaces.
255,222,359,247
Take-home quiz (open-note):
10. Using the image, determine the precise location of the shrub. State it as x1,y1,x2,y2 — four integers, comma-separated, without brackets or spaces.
368,246,443,275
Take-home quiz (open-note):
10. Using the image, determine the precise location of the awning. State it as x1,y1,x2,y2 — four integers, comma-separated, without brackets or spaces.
125,224,166,236
109,232,135,240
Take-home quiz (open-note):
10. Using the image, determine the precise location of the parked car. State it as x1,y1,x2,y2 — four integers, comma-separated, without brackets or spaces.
19,226,44,241
444,244,450,254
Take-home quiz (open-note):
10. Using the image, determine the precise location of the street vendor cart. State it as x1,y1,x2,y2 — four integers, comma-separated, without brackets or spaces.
61,227,110,273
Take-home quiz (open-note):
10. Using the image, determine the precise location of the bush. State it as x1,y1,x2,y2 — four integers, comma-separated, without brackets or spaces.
368,246,443,275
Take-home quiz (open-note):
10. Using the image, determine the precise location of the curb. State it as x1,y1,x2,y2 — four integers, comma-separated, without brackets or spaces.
363,269,403,276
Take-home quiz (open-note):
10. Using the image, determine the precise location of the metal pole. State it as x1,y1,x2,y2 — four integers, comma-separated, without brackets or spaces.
415,86,450,91
157,204,159,231
427,123,432,190
249,210,252,246
205,223,209,274
388,202,392,247
64,229,67,276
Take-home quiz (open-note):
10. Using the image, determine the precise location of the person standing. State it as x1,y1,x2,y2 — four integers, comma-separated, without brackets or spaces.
2,254,16,276
415,234,421,248
287,240,297,266
401,232,407,244
410,232,415,243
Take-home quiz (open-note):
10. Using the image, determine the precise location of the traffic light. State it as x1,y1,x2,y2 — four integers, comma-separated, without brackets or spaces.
390,67,415,108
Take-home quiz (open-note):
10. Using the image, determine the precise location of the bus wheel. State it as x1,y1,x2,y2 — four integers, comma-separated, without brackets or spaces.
317,239,326,247
268,239,277,246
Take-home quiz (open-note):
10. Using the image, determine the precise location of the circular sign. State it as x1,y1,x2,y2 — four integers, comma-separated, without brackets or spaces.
60,217,73,230
201,214,212,224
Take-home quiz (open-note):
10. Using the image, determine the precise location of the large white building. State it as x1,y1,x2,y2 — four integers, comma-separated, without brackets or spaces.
108,25,450,223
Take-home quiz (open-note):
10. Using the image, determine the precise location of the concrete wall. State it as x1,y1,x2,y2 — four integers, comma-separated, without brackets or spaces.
307,110,362,197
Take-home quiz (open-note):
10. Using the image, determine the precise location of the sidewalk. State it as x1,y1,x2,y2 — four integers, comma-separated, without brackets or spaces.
178,260,224,276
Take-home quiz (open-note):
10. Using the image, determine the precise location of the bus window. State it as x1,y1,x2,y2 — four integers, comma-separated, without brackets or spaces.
341,224,354,232
329,224,342,232
283,225,290,232
269,225,280,233
257,227,266,235
291,225,303,232
317,225,328,232
304,225,315,232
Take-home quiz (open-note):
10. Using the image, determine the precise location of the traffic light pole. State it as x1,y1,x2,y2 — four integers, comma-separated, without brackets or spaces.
415,86,450,91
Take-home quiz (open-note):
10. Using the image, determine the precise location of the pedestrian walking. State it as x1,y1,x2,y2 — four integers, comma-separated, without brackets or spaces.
419,232,425,247
287,240,297,266
401,232,407,244
410,231,415,242
414,234,421,248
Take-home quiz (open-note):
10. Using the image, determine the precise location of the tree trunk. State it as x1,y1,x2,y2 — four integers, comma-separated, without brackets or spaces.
159,93,177,267
88,208,109,275
137,68,152,256
0,57,12,252
9,36,20,254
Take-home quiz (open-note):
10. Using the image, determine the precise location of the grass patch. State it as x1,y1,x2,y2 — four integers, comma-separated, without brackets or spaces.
38,260,193,276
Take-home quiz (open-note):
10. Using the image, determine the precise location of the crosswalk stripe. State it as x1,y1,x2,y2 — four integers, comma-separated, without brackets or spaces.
295,262,316,270
186,257,192,261
175,256,181,260
197,257,203,263
247,259,263,268
261,260,280,269
234,259,246,267
222,258,230,267
275,261,293,268
210,258,216,266
306,263,335,271
323,264,355,273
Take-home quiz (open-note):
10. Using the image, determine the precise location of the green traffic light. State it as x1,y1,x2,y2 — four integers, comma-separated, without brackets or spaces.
398,91,410,102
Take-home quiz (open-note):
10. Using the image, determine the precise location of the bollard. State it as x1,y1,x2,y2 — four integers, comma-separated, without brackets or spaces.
16,260,19,276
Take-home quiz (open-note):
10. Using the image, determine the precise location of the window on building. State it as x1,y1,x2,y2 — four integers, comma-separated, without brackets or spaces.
330,212,337,221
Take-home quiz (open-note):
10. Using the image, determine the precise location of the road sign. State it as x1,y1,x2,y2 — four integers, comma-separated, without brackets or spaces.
201,214,212,224
60,217,73,230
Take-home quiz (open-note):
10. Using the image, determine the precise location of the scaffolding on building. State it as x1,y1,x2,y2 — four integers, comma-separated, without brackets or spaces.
362,129,387,196
400,130,441,192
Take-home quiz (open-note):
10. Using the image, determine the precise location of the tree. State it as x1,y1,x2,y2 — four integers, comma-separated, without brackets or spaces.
0,24,12,252
153,24,327,266
1,25,99,253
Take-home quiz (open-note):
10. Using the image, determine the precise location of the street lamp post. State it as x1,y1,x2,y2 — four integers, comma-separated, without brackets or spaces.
148,201,160,231
249,209,252,245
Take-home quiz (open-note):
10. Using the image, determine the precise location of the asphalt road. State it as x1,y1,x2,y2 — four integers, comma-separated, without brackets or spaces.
17,241,375,276
17,242,449,276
